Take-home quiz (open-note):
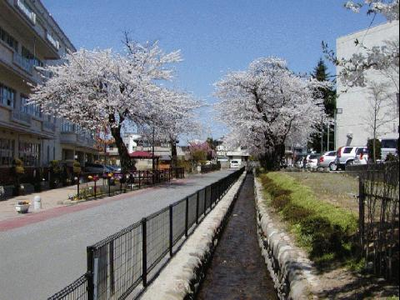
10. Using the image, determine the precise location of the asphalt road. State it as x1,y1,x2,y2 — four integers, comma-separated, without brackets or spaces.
0,170,233,300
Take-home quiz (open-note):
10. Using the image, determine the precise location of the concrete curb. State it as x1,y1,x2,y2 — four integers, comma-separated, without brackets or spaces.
140,173,246,300
254,177,319,300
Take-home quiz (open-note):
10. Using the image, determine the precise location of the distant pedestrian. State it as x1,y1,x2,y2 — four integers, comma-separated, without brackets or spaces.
302,157,307,169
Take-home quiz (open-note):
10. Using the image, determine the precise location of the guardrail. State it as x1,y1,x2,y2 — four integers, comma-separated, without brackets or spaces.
48,167,245,300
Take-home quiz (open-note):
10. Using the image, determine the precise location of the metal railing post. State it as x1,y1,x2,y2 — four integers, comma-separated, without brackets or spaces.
86,246,95,300
77,176,80,199
141,218,147,287
169,205,174,256
185,197,189,237
196,191,200,224
359,178,365,251
204,187,208,215
109,240,115,296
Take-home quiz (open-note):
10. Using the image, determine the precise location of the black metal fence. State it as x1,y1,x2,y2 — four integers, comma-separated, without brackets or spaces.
358,162,399,281
73,168,185,201
48,168,245,300
201,163,221,174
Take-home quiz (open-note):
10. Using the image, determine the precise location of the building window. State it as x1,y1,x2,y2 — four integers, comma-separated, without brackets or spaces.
21,46,43,67
0,83,16,107
0,138,15,166
21,95,41,118
0,26,18,52
18,142,40,166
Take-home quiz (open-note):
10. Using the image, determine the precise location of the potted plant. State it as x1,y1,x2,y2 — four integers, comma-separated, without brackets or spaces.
15,200,30,214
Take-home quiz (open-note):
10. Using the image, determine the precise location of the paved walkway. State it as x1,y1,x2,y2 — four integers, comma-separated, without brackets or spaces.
0,183,91,222
0,170,233,300
197,174,278,300
0,177,176,223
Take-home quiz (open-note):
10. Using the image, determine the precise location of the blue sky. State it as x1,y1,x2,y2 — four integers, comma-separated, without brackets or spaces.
42,0,385,139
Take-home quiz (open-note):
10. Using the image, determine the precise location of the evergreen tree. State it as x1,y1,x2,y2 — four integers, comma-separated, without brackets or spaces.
308,59,336,153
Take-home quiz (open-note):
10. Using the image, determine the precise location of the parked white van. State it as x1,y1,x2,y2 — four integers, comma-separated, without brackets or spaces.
381,138,398,160
230,160,241,168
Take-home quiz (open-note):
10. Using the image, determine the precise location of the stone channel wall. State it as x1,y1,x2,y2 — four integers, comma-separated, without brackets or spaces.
254,177,318,300
140,173,246,300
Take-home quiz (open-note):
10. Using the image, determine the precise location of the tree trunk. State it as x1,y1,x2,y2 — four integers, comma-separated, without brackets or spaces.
110,124,134,172
260,143,285,171
170,138,178,169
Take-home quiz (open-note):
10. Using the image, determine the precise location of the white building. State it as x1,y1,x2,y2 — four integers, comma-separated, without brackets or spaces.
336,21,399,148
216,141,250,168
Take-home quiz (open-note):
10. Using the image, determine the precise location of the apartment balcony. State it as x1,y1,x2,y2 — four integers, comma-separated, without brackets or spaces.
1,0,61,60
42,120,56,132
15,0,36,25
13,52,33,74
46,32,60,51
60,131,97,150
86,137,96,148
11,110,31,126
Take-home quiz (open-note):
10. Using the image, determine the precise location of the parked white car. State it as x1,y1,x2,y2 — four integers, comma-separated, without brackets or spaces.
306,154,320,169
335,146,359,170
318,151,337,170
353,147,369,165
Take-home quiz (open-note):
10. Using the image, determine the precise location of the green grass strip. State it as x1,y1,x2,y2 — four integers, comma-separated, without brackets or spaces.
264,172,357,233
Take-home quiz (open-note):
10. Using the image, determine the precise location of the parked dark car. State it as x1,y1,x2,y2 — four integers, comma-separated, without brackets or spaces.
84,163,113,174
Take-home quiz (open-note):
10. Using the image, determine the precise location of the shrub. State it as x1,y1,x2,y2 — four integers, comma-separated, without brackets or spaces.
300,216,347,258
73,160,81,174
12,158,25,175
271,194,290,210
282,203,313,224
367,138,382,162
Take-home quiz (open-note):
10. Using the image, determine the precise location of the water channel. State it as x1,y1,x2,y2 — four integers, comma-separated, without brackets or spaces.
196,174,278,299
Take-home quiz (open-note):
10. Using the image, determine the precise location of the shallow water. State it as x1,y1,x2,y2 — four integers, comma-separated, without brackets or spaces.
197,174,278,300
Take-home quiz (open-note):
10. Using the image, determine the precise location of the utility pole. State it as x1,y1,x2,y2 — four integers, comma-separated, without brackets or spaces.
327,123,330,151
152,126,155,172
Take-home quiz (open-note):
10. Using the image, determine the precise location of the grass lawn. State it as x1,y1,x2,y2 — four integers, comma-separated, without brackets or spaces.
283,171,359,215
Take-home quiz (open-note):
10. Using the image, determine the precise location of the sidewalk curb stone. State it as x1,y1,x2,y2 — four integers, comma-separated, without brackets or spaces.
254,176,319,300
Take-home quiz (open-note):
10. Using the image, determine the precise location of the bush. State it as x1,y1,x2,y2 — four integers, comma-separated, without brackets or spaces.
271,194,290,210
367,138,382,162
385,153,399,162
282,203,313,224
300,216,347,258
73,160,81,174
12,158,25,175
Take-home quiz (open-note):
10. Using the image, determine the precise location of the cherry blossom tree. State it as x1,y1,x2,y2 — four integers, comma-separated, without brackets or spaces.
215,57,327,170
136,90,203,169
31,42,189,172
344,0,399,21
323,0,399,90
